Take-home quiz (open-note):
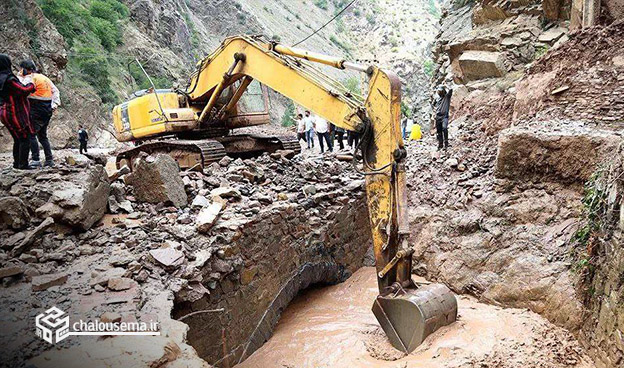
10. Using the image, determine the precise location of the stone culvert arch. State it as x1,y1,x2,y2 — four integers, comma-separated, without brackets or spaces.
173,195,372,367
237,261,343,363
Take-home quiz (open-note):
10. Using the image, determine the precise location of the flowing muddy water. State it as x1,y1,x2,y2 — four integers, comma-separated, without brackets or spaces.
236,267,594,368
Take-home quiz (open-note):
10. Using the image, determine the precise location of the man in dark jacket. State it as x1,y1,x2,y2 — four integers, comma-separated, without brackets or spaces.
0,54,36,170
332,123,345,150
434,85,453,150
19,60,59,167
78,126,88,154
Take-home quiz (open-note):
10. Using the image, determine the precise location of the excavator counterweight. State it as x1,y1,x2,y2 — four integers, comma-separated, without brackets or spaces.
111,35,457,354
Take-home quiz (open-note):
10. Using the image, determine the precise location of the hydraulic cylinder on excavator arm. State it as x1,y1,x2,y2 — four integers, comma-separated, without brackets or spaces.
266,39,458,352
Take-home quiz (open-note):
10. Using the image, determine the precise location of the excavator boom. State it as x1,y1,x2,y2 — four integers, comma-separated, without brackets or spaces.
112,35,457,354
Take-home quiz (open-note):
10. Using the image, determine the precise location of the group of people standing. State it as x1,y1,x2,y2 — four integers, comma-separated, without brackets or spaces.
0,54,59,170
0,54,89,170
292,84,452,155
295,110,359,153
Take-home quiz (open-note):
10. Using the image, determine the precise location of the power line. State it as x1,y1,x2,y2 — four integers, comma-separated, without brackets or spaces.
292,0,358,47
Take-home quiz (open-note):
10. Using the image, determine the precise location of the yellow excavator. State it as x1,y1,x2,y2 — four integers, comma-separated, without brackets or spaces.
112,35,457,354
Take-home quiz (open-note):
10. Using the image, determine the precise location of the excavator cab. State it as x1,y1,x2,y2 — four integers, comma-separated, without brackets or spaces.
222,79,271,128
112,80,272,142
112,76,299,170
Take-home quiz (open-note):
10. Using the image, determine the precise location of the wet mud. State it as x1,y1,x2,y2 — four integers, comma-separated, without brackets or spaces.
237,267,594,368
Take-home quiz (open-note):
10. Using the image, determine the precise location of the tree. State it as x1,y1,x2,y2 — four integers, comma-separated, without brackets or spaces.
281,101,296,127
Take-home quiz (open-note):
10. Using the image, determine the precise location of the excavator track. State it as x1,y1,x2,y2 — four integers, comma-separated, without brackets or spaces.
274,135,301,152
116,140,226,170
116,134,301,170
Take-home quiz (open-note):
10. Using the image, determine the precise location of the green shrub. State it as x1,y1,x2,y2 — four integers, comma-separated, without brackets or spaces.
423,59,434,77
314,0,328,10
428,0,440,18
335,19,345,33
128,62,170,90
534,45,550,59
90,17,122,51
366,13,375,25
281,101,296,127
75,49,116,103
182,12,201,50
329,36,352,57
37,0,89,47
90,0,128,22
341,77,360,95
37,0,127,50
401,101,412,118
388,35,398,47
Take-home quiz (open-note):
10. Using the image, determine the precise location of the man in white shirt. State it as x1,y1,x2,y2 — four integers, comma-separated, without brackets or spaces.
295,113,306,144
314,115,333,153
303,110,315,149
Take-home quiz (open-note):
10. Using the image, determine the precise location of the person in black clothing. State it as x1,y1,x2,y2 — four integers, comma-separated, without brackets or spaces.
19,60,59,167
434,85,453,150
0,54,36,170
332,124,345,150
78,126,88,154
347,130,359,151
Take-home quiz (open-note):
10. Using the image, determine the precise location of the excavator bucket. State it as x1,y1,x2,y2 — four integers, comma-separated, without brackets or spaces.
372,283,457,353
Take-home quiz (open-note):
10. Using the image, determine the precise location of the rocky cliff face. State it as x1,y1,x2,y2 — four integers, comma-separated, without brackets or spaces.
576,144,624,368
412,1,623,367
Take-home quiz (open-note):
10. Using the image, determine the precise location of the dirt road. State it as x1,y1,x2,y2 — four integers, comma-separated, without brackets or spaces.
237,267,594,368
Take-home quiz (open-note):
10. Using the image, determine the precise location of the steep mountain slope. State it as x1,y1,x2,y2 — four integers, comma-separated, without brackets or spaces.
342,0,441,122
0,0,440,150
409,0,623,366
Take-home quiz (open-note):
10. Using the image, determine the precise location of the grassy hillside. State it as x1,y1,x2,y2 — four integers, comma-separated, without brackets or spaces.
36,0,171,106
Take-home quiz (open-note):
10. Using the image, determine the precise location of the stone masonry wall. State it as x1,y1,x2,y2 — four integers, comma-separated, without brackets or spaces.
577,144,624,367
173,187,372,367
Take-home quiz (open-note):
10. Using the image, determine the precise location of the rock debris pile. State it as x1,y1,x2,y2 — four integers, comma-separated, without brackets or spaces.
0,149,370,368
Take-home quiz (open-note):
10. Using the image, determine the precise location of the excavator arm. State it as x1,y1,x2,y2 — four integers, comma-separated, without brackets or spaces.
115,35,457,353
184,36,457,352
186,36,412,291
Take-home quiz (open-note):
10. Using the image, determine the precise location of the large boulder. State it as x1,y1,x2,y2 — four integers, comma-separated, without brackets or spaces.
495,124,622,184
0,166,110,231
35,166,111,230
458,51,506,82
0,197,30,230
125,154,187,208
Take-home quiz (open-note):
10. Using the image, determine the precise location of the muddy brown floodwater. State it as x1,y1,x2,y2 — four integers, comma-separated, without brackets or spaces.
236,267,594,368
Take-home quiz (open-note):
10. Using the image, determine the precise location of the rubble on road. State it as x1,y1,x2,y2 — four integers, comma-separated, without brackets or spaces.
10,217,55,257
31,272,68,291
196,202,224,233
0,148,370,367
0,265,24,278
0,196,30,230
